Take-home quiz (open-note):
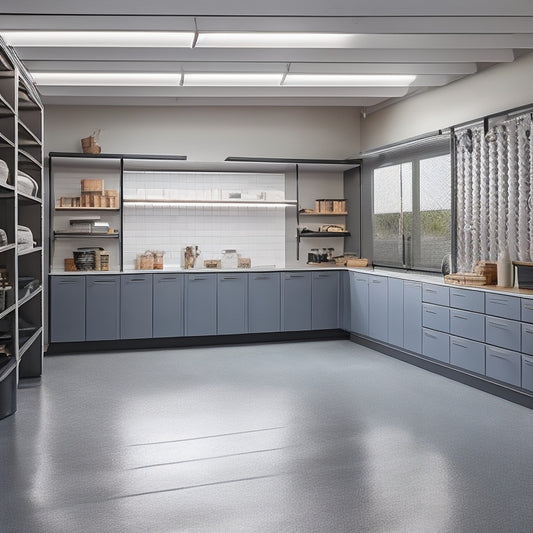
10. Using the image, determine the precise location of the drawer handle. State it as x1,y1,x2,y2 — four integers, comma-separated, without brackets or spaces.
488,353,512,361
525,328,533,334
424,309,437,315
425,288,437,293
524,359,533,367
159,277,178,281
453,314,468,320
129,278,146,282
92,280,116,284
488,299,507,305
190,277,207,281
288,275,305,278
317,274,331,278
222,276,239,280
59,280,78,284
424,332,438,339
524,304,533,310
254,276,270,280
405,282,420,287
372,280,383,284
452,341,467,348
453,292,466,298
488,322,509,330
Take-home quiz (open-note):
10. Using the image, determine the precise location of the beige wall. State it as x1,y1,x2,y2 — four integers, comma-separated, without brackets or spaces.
361,51,533,151
44,105,360,161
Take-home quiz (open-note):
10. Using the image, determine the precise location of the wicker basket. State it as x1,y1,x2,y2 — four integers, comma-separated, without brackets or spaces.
80,131,101,154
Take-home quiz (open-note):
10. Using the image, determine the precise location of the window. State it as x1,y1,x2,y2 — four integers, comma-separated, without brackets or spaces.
371,148,451,271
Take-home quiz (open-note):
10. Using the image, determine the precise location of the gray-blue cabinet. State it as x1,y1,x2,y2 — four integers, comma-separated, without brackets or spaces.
522,355,533,392
485,316,521,352
486,346,521,387
282,272,312,331
50,276,86,342
485,293,520,320
248,272,281,333
521,323,533,356
422,283,449,306
153,274,184,338
450,336,485,375
403,281,422,353
422,328,450,363
86,275,120,341
387,277,404,347
339,271,351,331
450,287,484,313
217,274,247,335
422,303,450,333
120,274,153,339
350,272,369,336
521,299,533,323
311,271,339,330
185,274,217,336
450,308,484,342
368,275,388,342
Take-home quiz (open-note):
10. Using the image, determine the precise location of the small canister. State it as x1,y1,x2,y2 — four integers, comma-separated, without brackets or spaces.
221,249,238,269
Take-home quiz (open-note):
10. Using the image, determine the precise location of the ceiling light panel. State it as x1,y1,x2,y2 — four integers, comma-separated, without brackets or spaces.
283,74,416,86
1,31,195,47
32,72,181,86
195,32,356,48
183,73,283,86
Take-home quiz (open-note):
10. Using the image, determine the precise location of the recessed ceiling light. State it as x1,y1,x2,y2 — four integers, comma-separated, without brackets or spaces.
1,31,195,47
195,32,356,48
31,72,181,86
283,74,417,86
183,73,284,86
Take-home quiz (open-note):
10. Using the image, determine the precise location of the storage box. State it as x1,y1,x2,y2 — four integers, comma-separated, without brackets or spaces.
514,261,533,289
81,179,103,192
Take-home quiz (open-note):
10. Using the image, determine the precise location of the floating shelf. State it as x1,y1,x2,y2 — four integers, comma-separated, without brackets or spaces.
123,198,296,206
299,212,348,216
53,232,119,238
18,246,42,256
55,207,120,211
298,231,351,238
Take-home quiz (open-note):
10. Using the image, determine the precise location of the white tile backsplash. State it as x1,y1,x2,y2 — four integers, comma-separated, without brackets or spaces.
123,171,286,269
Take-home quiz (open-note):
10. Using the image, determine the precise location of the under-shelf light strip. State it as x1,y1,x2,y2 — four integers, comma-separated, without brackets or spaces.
124,201,295,208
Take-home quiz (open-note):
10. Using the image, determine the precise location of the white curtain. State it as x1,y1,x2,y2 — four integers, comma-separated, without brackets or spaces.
455,114,533,271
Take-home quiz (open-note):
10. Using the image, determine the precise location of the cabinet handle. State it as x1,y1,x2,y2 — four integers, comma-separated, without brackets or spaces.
221,276,239,280
405,282,420,287
159,277,178,281
524,328,533,334
452,314,468,320
424,332,438,339
452,341,468,348
424,309,437,315
58,280,79,284
129,278,146,282
523,359,533,367
488,353,512,361
372,280,383,284
190,277,207,281
488,299,508,305
92,280,116,284
425,288,437,293
254,276,270,280
452,292,466,298
524,304,533,310
317,274,331,278
488,321,509,330
288,275,305,278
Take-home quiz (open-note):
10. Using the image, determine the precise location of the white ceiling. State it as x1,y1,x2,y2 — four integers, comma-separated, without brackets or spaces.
2,1,533,109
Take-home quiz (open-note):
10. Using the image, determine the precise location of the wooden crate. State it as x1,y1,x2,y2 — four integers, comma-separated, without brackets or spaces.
474,261,497,284
81,179,103,192
444,273,487,286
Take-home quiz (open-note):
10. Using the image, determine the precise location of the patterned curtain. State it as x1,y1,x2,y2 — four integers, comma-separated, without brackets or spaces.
455,113,533,271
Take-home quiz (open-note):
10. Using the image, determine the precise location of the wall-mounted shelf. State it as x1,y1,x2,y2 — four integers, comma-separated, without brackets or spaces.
298,231,351,238
123,198,296,207
55,207,120,211
18,246,43,257
299,212,348,216
53,232,119,238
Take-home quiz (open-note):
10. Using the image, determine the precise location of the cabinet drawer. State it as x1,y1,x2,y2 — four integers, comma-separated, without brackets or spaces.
521,323,533,356
449,287,484,313
422,283,449,306
485,316,521,352
522,355,533,392
485,293,520,320
450,337,485,375
521,299,533,323
485,346,521,387
422,303,449,333
450,308,484,342
422,328,450,363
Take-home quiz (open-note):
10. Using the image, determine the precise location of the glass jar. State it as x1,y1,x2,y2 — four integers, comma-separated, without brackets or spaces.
221,249,238,269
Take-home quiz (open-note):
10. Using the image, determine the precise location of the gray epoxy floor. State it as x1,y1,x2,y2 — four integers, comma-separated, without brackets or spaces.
1,340,533,533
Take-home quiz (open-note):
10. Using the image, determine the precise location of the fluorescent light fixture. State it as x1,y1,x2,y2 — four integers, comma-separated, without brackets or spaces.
195,32,355,48
284,74,416,87
1,31,195,47
31,72,181,86
183,73,283,86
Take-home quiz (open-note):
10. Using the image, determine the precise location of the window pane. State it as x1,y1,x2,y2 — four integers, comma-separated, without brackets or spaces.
418,154,451,269
373,163,412,266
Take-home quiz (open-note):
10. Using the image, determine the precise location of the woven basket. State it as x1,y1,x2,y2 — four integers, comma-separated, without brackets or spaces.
80,131,101,154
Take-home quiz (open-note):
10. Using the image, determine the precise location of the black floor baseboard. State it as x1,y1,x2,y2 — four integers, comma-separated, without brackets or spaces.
46,329,350,355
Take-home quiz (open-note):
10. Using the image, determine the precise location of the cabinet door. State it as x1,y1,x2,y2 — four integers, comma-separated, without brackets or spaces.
522,355,533,392
422,328,450,363
450,336,485,375
403,281,422,354
86,275,120,341
50,276,85,342
120,274,153,339
153,274,184,338
248,272,281,333
422,303,450,333
450,287,484,313
450,308,484,342
368,275,388,342
485,293,520,320
185,274,217,336
282,272,312,331
311,271,339,330
350,272,369,336
486,346,521,387
422,283,449,306
387,277,404,347
217,274,247,335
485,316,521,352
339,271,351,331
